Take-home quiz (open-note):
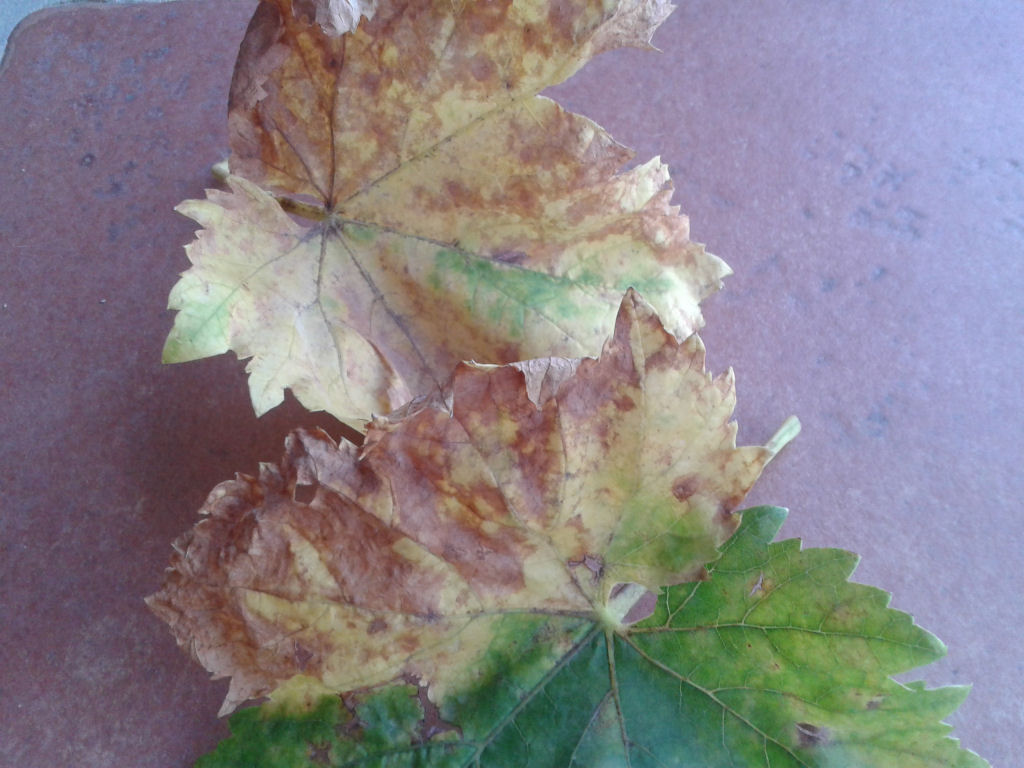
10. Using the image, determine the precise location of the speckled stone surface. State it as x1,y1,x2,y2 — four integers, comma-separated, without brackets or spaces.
1,1,1020,765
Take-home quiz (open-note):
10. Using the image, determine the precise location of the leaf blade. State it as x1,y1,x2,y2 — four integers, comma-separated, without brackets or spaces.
167,0,727,421
149,292,777,716
196,511,986,766
620,507,987,767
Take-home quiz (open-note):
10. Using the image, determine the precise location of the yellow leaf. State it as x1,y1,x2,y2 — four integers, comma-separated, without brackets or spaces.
164,0,729,422
148,291,792,715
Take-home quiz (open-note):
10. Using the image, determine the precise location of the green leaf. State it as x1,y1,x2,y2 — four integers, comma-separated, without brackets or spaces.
197,507,986,767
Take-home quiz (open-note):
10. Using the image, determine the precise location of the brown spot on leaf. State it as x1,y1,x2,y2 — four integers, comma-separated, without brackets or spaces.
795,722,830,748
569,554,604,579
359,70,381,93
491,250,528,265
547,0,582,43
465,0,512,36
468,52,496,83
309,742,331,765
722,489,748,514
411,678,461,742
713,504,742,538
671,476,700,502
612,394,636,412
442,179,484,210
293,644,315,670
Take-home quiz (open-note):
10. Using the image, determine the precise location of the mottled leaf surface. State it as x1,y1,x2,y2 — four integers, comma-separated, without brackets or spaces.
164,0,728,421
149,292,780,715
195,508,985,768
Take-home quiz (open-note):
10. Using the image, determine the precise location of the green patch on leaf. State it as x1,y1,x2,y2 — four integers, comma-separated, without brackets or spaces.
429,246,608,333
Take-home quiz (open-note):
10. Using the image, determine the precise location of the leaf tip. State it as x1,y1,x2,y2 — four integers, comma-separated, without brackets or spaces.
765,415,801,456
210,158,229,182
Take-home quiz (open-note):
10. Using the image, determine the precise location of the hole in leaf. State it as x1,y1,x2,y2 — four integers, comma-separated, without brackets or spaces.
294,484,317,504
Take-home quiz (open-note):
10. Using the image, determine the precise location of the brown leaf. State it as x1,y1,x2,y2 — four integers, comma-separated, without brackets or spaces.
149,291,786,714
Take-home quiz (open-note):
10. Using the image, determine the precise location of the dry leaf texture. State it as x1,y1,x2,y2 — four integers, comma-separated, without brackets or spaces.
302,0,379,34
164,0,729,422
149,292,780,715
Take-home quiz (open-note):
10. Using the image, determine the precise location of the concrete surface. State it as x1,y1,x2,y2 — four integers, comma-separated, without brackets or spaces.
0,0,167,62
1,1,1021,765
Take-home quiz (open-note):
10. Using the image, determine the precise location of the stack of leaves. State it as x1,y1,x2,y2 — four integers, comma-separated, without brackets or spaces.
149,0,988,765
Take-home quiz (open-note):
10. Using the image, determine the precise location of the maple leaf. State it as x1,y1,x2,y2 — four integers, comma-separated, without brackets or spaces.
148,291,788,716
163,0,728,423
192,507,986,768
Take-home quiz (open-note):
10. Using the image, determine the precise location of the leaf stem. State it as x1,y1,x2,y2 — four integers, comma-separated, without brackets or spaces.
210,160,328,221
765,415,801,456
605,629,634,767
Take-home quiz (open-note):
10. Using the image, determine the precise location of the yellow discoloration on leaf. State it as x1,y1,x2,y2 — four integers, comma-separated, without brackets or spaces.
148,292,786,715
165,0,729,423
165,177,409,418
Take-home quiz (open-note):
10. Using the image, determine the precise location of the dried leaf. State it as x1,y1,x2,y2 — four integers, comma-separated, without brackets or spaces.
148,291,781,715
163,0,728,422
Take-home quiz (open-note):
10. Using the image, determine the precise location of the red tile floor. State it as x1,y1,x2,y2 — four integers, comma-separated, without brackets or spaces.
1,1,1021,765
